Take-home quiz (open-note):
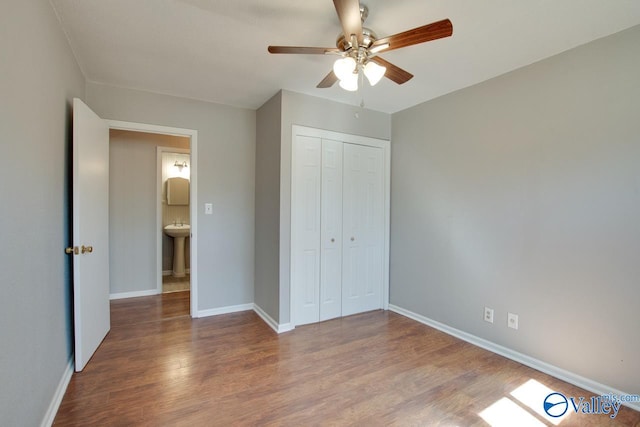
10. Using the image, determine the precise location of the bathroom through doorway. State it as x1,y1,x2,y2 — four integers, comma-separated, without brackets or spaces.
106,120,198,317
159,147,191,294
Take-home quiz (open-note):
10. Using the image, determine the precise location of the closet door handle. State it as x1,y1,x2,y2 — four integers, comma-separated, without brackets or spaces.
330,238,335,243
350,237,355,242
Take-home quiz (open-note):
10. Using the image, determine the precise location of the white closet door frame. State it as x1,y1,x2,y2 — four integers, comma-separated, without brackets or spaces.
290,125,390,328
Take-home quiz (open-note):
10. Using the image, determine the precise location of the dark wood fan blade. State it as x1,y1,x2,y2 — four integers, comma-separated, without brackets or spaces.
268,46,340,54
333,0,363,45
317,70,338,88
371,19,452,53
370,56,413,85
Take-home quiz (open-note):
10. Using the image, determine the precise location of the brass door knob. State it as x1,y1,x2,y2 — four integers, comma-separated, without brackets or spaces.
65,246,79,255
81,245,93,254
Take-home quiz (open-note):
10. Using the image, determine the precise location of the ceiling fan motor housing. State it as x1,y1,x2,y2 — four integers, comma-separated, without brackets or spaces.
336,4,373,52
336,27,377,52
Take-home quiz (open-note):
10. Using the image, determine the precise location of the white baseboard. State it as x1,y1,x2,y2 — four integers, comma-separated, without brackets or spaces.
277,322,294,333
109,289,160,300
41,357,73,427
197,303,253,318
252,304,278,332
196,302,294,333
388,304,640,412
252,304,294,334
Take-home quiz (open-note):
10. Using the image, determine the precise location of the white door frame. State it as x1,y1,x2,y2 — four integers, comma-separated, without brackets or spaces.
290,125,390,327
106,120,199,318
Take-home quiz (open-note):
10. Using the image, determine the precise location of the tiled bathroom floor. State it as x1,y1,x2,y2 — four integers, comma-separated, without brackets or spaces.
162,273,190,293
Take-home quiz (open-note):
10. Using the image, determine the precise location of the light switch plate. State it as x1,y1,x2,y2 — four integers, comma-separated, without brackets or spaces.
205,203,213,215
508,312,519,330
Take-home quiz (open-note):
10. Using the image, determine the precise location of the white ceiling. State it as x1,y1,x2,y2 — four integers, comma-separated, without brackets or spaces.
50,0,640,113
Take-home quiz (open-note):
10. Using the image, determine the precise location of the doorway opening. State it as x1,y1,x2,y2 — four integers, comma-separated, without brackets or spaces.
159,147,191,294
107,120,198,318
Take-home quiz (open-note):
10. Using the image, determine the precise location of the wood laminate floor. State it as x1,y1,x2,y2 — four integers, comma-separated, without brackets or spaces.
54,293,640,426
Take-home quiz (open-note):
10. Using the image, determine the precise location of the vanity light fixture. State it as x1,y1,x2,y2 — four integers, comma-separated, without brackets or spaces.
174,160,188,169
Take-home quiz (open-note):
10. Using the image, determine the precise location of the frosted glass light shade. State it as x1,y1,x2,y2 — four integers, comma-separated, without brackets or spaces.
364,61,386,86
338,72,358,91
333,57,357,81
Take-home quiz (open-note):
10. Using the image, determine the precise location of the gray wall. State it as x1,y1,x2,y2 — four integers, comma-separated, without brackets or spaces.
254,92,282,320
87,83,256,311
278,90,391,323
109,130,189,295
0,1,85,425
390,25,640,393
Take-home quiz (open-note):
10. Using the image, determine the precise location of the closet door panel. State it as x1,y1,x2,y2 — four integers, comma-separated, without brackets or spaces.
292,135,321,325
342,143,384,316
320,139,343,321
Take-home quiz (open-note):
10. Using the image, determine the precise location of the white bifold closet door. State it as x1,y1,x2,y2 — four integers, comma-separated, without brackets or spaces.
292,135,322,326
292,134,384,326
319,139,343,321
341,143,384,316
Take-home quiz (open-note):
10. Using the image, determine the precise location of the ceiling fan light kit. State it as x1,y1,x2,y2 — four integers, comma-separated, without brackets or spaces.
332,47,386,91
363,61,386,86
267,0,453,92
338,72,359,91
333,57,357,81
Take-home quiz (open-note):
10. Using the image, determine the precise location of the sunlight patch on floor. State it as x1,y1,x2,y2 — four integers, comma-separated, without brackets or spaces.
479,378,576,426
511,379,571,425
479,397,546,427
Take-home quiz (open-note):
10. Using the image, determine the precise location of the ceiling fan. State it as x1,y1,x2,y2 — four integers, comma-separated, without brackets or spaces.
267,0,453,92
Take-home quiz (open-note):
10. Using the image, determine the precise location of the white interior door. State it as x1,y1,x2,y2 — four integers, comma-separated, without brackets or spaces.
342,143,384,316
291,135,322,326
320,139,343,321
71,98,110,371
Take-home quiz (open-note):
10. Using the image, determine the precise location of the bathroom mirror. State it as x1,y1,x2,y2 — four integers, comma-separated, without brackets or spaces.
167,177,189,205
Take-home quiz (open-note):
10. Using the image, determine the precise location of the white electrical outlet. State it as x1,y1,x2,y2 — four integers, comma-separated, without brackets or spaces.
484,307,494,324
204,203,213,215
508,312,519,330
